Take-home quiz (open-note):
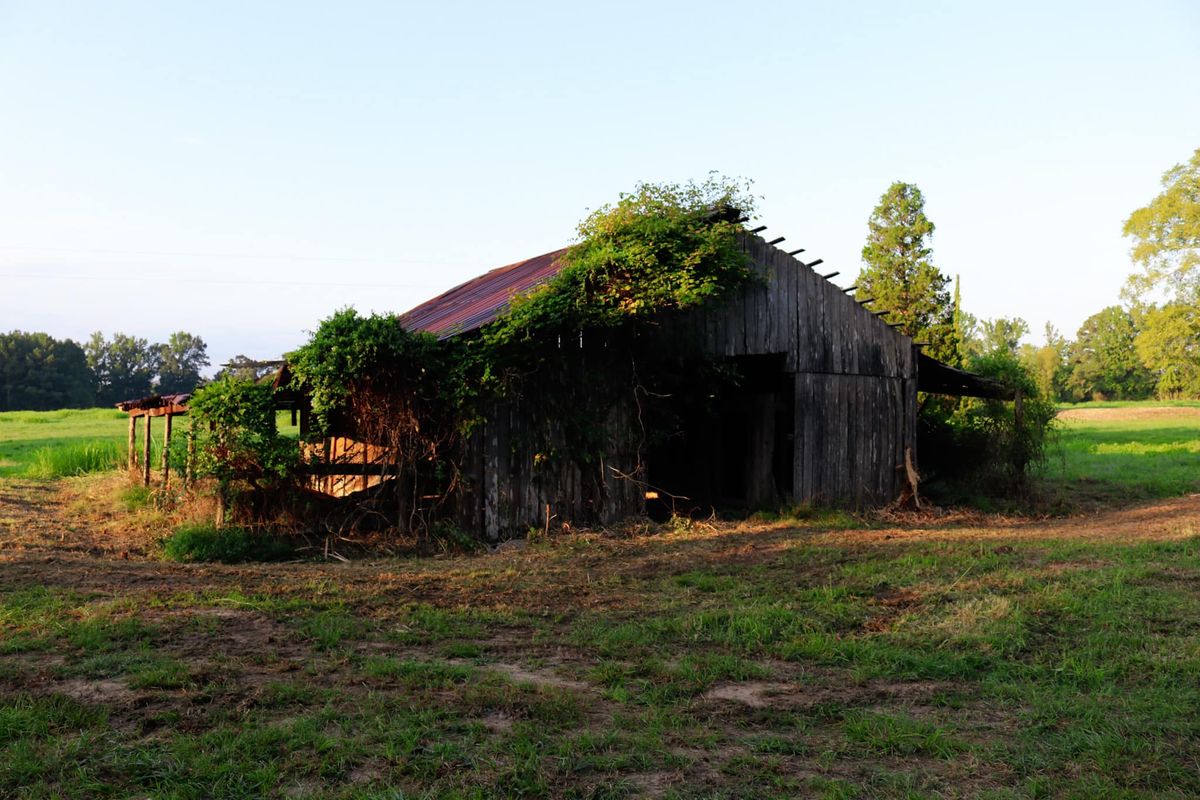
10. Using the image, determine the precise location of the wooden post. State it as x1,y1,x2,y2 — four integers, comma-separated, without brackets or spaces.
161,412,173,487
185,416,196,487
142,414,152,487
127,414,137,472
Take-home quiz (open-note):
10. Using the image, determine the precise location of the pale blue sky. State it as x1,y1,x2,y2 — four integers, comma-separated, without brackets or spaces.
1,1,1197,368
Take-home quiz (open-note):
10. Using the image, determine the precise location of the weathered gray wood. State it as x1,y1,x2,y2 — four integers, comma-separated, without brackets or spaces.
142,414,152,487
161,413,173,487
127,415,137,472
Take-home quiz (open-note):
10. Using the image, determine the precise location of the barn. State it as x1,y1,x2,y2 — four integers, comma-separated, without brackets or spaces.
316,230,1003,541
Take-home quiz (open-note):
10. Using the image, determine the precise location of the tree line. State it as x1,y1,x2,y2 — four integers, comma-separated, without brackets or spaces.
0,330,210,411
858,145,1200,403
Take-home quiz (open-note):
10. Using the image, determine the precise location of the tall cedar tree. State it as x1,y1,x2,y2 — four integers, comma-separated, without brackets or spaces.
857,182,958,362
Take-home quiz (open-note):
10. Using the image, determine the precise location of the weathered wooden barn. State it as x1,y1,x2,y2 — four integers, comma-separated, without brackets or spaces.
337,231,988,540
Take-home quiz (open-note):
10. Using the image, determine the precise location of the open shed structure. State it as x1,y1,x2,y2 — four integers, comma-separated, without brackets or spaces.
306,230,995,541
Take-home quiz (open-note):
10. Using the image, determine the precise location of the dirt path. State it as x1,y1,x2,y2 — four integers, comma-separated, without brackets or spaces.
1057,405,1200,422
2,477,1199,604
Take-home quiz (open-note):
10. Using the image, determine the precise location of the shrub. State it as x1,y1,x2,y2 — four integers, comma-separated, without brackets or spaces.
919,351,1057,500
23,441,122,479
187,378,302,523
160,524,294,563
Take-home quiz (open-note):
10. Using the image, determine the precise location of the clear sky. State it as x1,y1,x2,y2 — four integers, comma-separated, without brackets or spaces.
2,1,1197,369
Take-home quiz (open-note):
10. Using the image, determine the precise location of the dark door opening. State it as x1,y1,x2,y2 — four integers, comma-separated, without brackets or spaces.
646,353,793,520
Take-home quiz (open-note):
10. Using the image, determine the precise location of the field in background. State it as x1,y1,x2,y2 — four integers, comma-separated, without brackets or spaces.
0,409,302,478
0,409,128,478
1043,404,1200,504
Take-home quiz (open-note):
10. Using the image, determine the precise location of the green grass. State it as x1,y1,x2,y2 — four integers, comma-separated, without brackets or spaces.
0,408,129,478
160,524,295,564
22,440,124,479
1,401,1199,796
1042,402,1200,503
0,408,301,479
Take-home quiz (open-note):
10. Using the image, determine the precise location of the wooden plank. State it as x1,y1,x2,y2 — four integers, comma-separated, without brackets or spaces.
142,414,152,487
161,413,172,488
127,414,137,471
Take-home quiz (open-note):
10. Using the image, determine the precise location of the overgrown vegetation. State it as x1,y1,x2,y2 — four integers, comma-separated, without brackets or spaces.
160,523,294,563
283,176,758,534
23,440,122,479
186,379,302,524
920,352,1058,504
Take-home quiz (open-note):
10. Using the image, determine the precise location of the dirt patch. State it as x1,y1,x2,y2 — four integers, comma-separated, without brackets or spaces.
485,662,590,692
703,678,956,712
54,677,138,705
1057,406,1200,422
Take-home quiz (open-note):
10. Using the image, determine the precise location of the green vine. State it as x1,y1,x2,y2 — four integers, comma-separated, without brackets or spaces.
276,176,757,527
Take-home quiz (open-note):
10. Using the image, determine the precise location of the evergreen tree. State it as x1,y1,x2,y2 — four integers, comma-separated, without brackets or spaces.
856,182,957,361
0,331,95,410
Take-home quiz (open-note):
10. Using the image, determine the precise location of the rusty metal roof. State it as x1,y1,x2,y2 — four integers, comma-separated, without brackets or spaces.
398,247,570,339
115,392,191,412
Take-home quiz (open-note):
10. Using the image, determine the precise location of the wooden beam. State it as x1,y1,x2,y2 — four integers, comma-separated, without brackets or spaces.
820,270,839,279
125,403,189,419
748,225,767,233
786,248,805,256
843,285,857,293
142,414,152,487
804,259,825,269
765,236,785,246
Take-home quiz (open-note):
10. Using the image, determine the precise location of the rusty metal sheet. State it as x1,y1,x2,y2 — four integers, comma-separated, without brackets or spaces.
399,247,569,339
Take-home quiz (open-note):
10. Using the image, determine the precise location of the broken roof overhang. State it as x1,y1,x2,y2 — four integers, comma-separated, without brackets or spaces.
916,353,1016,400
115,392,192,413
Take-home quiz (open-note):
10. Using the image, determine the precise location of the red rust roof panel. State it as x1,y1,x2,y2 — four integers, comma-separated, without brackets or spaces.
399,247,569,339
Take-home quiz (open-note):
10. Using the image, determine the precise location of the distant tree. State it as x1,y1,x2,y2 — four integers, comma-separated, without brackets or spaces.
86,332,160,406
1135,303,1200,398
215,355,281,383
1065,306,1154,401
0,331,94,410
1019,323,1071,402
980,317,1030,356
156,331,210,394
1123,147,1200,304
856,182,957,361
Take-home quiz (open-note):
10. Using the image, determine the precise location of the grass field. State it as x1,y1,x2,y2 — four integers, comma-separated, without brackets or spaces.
1,402,1199,797
0,409,301,479
1043,405,1200,504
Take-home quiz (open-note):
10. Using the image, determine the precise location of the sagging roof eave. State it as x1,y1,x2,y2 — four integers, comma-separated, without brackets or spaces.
916,352,1017,400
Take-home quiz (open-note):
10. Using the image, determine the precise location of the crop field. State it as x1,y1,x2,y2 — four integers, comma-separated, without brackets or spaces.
0,403,1198,798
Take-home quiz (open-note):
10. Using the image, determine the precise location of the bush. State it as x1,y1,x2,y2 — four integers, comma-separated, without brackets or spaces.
23,441,122,479
919,352,1057,501
160,524,294,564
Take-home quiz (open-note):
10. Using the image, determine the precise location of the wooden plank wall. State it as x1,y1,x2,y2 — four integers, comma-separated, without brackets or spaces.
456,396,643,541
302,438,394,497
687,234,918,508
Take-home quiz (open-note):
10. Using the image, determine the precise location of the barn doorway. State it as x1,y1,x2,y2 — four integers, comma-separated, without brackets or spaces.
646,353,793,520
